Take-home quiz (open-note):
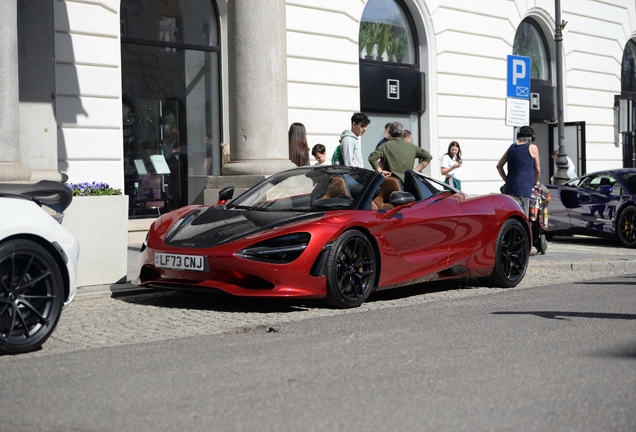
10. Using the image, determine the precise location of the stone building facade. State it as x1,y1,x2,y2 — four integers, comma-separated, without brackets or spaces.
3,0,636,207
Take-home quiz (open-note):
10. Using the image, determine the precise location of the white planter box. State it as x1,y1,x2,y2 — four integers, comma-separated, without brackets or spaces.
62,195,128,287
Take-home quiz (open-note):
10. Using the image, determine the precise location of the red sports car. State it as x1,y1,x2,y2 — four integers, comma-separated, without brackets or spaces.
135,166,531,308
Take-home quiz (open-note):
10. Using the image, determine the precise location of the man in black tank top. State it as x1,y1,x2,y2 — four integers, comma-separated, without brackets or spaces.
496,126,541,215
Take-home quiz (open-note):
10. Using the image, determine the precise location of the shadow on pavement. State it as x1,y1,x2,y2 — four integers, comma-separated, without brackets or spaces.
492,311,636,320
112,277,497,314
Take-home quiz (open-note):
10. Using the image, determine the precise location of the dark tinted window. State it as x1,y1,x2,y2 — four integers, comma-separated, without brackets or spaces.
513,20,550,81
360,0,416,65
121,0,218,47
622,41,636,95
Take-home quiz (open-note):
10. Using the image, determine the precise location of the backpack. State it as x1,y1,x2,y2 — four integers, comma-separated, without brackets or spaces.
331,137,356,165
331,144,344,165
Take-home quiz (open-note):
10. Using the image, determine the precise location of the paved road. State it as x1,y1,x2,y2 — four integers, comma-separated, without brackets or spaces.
1,236,634,359
1,273,634,431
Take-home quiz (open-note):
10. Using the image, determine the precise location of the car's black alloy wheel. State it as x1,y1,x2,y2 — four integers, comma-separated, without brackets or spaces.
483,219,529,288
325,230,376,308
617,205,636,248
0,240,64,355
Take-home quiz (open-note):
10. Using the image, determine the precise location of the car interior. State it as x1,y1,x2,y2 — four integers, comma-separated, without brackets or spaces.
234,169,457,212
372,177,401,210
312,175,354,208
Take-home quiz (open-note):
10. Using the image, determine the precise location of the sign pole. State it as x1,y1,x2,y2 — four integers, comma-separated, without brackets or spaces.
553,0,569,185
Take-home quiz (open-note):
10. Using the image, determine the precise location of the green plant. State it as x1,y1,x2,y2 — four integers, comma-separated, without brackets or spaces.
359,22,371,56
376,23,392,60
394,30,407,63
386,32,398,62
67,182,122,196
365,22,384,57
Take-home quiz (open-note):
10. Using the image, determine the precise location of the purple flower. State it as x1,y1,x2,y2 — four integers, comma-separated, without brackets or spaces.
66,181,121,196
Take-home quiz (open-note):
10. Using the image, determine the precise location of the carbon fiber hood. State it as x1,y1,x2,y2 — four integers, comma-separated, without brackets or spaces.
163,207,325,248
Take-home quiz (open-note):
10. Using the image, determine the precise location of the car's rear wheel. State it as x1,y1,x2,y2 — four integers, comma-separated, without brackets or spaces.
617,205,636,248
0,240,64,355
324,231,376,308
482,219,529,288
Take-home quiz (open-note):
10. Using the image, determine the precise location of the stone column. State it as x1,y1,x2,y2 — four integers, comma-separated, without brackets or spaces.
17,0,62,183
0,0,30,182
223,0,294,175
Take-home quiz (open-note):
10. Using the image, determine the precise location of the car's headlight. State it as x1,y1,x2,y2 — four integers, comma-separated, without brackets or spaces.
236,233,311,263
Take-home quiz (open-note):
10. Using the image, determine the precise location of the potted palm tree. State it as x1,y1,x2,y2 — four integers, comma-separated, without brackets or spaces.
359,22,373,59
386,31,398,62
375,24,392,61
394,31,408,63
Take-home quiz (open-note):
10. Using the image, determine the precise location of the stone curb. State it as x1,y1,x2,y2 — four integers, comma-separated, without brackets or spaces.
531,259,636,273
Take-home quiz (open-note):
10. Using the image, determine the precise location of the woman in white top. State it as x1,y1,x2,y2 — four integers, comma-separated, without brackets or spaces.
440,141,463,190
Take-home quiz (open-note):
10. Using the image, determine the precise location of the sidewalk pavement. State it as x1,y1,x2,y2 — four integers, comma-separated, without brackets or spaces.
75,235,636,298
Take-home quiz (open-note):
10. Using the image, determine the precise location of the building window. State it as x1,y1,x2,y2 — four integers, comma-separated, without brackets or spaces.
359,0,417,66
120,0,221,216
513,20,550,82
622,40,636,95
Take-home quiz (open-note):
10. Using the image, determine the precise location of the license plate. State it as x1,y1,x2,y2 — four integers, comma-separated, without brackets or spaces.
155,253,206,272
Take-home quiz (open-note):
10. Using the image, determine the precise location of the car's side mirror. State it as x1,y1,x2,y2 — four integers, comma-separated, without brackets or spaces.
381,192,415,219
598,185,613,195
218,186,234,205
390,191,415,207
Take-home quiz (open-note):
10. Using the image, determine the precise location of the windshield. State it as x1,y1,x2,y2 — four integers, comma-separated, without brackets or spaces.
228,166,377,211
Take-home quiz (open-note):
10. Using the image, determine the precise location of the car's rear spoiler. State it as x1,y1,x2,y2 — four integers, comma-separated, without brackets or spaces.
0,180,73,214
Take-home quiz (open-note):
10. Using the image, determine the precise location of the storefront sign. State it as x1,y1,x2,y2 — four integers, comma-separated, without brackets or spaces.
360,64,425,113
387,79,400,99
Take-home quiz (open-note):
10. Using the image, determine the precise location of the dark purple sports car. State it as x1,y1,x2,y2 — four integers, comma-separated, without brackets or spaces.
545,168,636,247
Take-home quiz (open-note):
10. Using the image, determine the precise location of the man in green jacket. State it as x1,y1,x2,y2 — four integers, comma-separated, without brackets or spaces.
368,122,432,182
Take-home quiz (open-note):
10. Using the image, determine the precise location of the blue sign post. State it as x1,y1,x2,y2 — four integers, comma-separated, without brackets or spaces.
506,55,531,127
507,55,531,99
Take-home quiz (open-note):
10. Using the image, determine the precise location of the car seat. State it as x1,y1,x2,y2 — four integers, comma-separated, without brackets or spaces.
322,176,350,199
373,177,402,210
310,181,329,204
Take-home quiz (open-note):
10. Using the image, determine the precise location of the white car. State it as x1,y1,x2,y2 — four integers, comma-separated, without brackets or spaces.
0,181,79,354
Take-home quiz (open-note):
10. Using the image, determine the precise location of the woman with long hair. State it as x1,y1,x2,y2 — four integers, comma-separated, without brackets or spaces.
288,122,310,167
440,141,463,190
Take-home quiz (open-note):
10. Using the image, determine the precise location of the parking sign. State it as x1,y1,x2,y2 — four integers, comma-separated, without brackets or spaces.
507,55,531,99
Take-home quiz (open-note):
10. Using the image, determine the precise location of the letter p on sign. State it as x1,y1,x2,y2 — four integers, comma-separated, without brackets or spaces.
512,59,525,85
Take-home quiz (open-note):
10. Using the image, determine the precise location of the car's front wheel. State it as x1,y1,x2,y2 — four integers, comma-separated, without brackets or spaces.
324,231,376,308
617,205,636,248
482,219,529,288
0,240,65,355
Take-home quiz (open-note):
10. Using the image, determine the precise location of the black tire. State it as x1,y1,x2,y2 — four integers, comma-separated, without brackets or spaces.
540,233,548,254
324,231,377,308
0,240,65,355
617,205,636,248
536,233,548,255
482,219,529,288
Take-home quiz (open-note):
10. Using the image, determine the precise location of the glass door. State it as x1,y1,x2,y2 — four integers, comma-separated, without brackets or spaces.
123,99,182,216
